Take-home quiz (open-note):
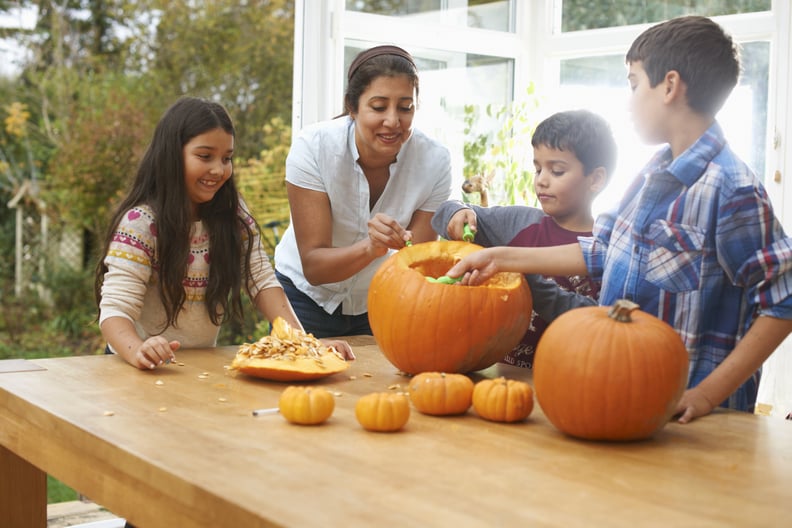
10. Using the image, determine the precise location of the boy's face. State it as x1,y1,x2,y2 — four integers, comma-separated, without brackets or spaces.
627,61,668,145
533,144,602,229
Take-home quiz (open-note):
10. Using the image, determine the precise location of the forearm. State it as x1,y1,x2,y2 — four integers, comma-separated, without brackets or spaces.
100,316,144,364
490,243,588,276
254,287,304,331
300,240,384,285
695,315,792,406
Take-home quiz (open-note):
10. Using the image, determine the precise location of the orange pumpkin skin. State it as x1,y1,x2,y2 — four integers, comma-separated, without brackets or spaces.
472,377,534,422
408,372,474,416
278,386,335,425
367,241,532,374
355,392,410,432
533,300,689,441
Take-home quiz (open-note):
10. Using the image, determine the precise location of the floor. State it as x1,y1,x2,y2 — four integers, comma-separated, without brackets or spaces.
47,500,125,528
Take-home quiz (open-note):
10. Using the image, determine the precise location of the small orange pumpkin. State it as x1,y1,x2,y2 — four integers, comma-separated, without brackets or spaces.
278,386,335,425
368,241,532,374
408,372,474,416
355,392,410,432
472,377,534,422
533,299,689,441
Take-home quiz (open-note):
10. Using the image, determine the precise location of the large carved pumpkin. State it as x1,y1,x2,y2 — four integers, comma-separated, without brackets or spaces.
533,300,689,441
368,241,532,374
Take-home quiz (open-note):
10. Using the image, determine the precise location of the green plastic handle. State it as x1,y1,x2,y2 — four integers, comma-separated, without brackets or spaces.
463,223,475,243
425,275,463,284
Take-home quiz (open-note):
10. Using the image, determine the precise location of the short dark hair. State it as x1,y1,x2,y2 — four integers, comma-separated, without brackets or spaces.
626,15,740,116
343,47,419,115
531,109,618,177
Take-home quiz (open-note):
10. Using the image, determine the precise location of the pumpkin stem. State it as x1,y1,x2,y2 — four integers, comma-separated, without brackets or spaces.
607,299,640,322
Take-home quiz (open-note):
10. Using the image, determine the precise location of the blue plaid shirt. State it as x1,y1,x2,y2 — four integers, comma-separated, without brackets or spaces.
580,122,792,411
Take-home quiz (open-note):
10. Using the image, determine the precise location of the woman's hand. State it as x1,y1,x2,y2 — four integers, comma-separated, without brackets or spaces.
447,209,477,241
320,338,356,360
132,336,180,370
368,213,411,250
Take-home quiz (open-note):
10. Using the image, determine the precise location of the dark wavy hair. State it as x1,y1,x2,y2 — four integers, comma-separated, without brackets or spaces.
94,96,256,329
626,15,740,116
531,109,618,177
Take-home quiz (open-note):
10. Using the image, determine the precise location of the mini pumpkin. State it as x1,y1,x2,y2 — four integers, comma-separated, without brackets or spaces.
408,372,474,416
368,241,532,374
355,392,410,432
472,377,534,423
533,299,689,441
278,386,335,425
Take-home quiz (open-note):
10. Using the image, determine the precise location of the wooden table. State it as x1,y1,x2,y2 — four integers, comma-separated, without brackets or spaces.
1,336,790,527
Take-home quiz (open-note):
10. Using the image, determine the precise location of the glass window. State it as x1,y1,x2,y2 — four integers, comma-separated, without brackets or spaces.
557,39,770,215
561,0,772,32
345,0,514,32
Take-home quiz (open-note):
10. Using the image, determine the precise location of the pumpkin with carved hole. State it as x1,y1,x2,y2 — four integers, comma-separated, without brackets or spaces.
472,377,534,422
408,372,474,416
533,300,689,441
355,392,410,432
367,241,532,374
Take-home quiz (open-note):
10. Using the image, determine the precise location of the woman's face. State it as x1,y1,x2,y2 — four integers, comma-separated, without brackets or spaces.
182,127,234,214
350,74,416,165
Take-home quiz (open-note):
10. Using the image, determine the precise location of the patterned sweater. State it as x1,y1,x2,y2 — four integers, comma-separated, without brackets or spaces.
99,204,280,349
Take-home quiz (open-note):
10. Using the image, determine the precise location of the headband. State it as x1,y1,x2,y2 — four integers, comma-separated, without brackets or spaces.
347,45,417,81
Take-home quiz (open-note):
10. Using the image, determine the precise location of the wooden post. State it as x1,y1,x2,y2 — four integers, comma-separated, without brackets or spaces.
0,444,47,528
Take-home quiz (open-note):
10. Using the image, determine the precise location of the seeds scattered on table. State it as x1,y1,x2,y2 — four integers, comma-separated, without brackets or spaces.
155,380,164,386
103,410,115,416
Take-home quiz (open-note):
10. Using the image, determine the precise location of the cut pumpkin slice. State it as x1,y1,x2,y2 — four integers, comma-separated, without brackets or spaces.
230,317,349,381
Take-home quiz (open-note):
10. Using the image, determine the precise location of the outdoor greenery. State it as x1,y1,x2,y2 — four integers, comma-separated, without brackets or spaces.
462,82,542,206
0,0,295,365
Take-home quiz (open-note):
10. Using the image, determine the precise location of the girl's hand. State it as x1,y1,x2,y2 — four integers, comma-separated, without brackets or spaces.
368,213,411,250
445,248,500,286
320,338,355,360
448,209,477,241
133,336,180,370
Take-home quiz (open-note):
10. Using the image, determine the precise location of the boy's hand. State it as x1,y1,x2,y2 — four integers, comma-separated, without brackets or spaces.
674,387,716,423
448,209,477,241
445,247,499,286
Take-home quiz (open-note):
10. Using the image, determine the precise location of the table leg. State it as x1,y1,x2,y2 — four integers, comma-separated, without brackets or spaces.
0,444,46,527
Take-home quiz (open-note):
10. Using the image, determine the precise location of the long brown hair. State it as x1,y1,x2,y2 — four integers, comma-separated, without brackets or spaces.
94,96,256,329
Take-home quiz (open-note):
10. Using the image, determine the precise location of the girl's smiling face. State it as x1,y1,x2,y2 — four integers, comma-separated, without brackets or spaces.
183,127,234,214
350,74,416,166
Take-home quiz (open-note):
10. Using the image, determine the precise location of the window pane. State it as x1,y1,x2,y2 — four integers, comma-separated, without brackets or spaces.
558,41,769,215
346,0,514,32
561,0,771,32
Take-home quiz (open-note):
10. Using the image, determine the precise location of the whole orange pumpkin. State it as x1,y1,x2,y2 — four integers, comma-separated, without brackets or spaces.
278,386,335,425
408,372,474,416
472,377,534,422
367,241,532,374
355,392,410,432
533,299,689,441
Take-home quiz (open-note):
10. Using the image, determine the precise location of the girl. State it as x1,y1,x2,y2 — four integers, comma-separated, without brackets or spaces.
95,96,352,369
274,45,453,338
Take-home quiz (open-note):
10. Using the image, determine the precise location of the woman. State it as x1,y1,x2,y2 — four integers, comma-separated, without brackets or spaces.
275,45,452,337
